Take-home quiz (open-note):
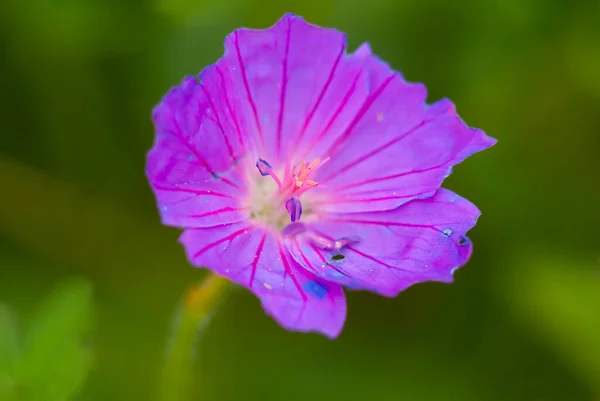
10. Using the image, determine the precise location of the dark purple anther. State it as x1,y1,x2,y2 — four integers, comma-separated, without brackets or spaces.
285,197,303,222
256,158,273,176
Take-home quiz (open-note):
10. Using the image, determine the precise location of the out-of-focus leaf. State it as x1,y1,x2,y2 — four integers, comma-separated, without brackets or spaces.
17,278,93,401
503,252,600,394
0,305,19,401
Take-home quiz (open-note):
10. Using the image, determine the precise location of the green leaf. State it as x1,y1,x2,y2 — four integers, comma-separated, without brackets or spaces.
17,278,93,401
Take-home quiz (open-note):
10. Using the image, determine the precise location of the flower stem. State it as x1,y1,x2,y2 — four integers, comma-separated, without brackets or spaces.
158,273,231,401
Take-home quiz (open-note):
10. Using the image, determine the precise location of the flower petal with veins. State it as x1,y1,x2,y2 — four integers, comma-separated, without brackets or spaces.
286,188,479,296
180,224,346,338
147,13,496,338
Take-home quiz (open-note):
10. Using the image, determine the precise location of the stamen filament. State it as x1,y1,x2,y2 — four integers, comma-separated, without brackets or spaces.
292,157,329,189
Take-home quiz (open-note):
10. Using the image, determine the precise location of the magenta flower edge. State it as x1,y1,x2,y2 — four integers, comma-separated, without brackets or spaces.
147,13,497,338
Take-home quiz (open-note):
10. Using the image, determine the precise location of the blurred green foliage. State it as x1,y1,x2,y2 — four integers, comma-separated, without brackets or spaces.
159,276,231,401
504,253,600,395
0,279,93,401
0,0,599,400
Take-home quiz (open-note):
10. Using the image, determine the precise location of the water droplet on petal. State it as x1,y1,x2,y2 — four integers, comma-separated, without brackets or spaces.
263,282,272,290
458,236,470,246
443,228,453,237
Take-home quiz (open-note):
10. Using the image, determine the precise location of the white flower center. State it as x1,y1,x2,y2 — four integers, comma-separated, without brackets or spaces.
245,157,326,231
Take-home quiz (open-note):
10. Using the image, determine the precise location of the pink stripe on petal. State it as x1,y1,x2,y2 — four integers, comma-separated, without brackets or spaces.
233,30,264,149
276,17,292,159
295,39,345,147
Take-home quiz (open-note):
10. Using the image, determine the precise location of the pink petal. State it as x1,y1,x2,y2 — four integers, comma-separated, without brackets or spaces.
287,189,480,297
147,76,250,228
311,52,496,213
219,14,371,167
179,224,346,338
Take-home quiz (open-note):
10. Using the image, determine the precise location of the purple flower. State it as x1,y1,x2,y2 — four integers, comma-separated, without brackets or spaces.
147,14,496,338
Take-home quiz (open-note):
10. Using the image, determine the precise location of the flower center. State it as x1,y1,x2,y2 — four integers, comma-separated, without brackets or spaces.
247,157,326,231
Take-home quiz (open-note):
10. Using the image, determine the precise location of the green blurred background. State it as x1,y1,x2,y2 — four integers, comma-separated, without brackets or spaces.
1,0,599,400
